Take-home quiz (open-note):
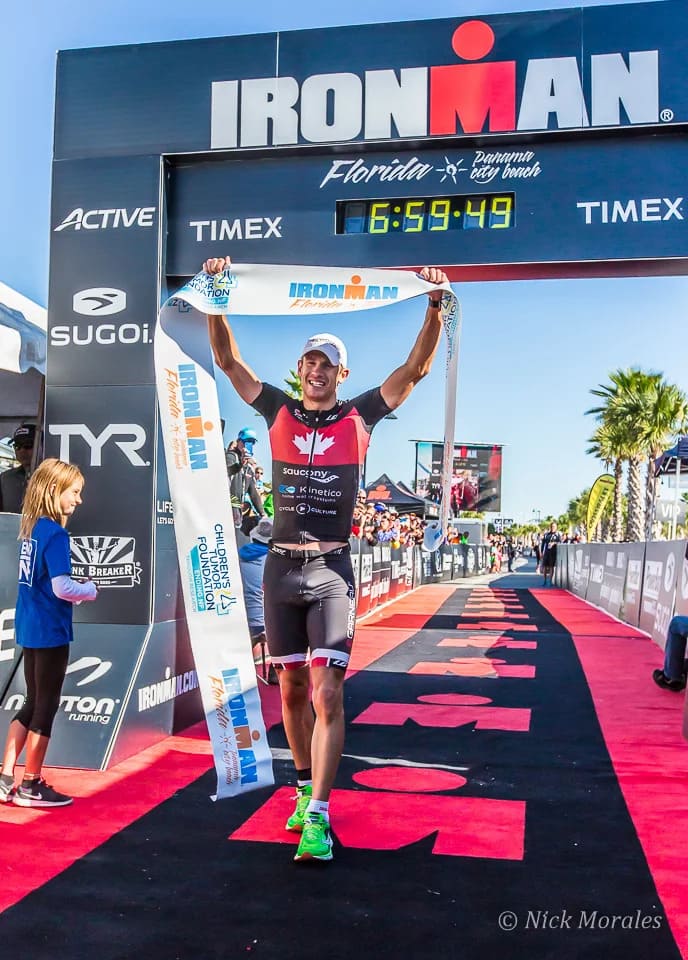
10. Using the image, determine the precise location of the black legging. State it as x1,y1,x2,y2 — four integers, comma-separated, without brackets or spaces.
14,645,70,737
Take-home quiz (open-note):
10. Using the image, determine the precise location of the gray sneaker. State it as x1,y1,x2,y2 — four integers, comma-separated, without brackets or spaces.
13,777,73,808
0,774,16,804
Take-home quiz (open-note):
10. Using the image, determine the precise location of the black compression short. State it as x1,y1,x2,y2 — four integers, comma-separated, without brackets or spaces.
263,549,356,670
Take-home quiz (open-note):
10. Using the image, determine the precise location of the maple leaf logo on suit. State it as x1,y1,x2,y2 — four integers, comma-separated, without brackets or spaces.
292,432,336,457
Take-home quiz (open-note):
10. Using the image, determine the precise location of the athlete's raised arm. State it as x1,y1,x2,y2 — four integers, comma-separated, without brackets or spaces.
379,266,448,411
204,256,262,405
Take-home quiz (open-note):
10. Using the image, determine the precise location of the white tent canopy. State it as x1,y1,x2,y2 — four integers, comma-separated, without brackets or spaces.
0,281,47,375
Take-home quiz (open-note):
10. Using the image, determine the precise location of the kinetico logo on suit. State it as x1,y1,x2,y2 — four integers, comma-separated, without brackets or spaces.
211,19,659,148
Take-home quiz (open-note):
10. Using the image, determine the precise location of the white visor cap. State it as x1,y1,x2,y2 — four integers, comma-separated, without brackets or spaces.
301,333,348,369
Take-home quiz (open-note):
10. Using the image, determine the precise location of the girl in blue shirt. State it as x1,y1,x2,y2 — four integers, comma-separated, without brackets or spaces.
0,458,98,807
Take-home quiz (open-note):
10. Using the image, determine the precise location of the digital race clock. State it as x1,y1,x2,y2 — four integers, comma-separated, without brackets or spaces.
336,194,515,235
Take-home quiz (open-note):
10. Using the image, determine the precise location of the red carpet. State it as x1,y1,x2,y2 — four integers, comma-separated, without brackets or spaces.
535,589,688,957
0,580,686,960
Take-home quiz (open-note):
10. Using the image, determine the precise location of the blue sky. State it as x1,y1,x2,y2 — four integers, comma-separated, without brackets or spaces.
2,0,682,525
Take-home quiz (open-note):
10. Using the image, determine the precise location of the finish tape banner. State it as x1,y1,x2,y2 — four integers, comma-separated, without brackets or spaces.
155,263,456,799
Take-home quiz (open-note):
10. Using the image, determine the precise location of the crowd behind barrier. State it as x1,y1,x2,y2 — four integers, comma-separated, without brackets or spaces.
349,537,491,618
555,540,688,649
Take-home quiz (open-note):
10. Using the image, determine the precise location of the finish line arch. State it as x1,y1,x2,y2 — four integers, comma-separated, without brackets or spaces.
23,0,688,767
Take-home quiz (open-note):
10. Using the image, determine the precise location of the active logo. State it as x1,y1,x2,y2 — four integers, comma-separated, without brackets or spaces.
48,423,149,467
73,288,127,316
211,18,660,148
70,536,143,588
54,207,156,231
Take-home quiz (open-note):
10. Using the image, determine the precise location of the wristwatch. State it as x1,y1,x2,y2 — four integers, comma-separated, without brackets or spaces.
428,297,442,308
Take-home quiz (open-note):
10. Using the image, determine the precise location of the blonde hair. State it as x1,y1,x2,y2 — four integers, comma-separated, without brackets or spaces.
19,459,85,539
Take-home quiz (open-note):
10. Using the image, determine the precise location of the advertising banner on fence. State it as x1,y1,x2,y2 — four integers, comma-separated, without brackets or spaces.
155,263,455,798
639,541,683,646
674,543,688,617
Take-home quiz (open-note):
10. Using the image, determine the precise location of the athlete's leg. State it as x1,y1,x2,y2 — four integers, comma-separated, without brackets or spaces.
262,552,313,773
278,667,314,771
302,552,355,802
309,665,346,802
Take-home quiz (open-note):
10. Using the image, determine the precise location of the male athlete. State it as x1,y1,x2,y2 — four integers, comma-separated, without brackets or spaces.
204,256,448,862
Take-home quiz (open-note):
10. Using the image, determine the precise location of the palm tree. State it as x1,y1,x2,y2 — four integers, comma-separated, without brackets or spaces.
587,369,649,542
633,377,688,539
284,368,302,399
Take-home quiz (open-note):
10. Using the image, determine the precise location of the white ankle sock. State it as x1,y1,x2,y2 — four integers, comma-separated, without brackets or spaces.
306,799,329,820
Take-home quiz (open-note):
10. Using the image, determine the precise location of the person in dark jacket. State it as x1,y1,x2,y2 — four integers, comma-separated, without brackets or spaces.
0,424,36,514
238,517,277,684
225,427,265,531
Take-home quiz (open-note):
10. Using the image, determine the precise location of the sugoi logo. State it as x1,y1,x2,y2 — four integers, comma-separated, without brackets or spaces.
211,18,660,148
71,537,143,588
73,288,127,316
48,424,149,467
51,322,152,347
54,207,156,231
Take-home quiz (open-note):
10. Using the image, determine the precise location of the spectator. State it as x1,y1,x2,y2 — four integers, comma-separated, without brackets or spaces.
225,427,265,533
540,522,562,587
0,458,98,807
253,465,266,496
0,424,36,514
351,506,364,538
238,517,278,684
376,515,395,543
652,615,688,691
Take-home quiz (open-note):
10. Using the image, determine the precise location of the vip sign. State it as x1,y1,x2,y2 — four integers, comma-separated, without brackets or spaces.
211,19,659,149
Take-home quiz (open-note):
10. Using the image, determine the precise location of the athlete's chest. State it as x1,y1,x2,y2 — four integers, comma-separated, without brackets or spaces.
269,405,370,466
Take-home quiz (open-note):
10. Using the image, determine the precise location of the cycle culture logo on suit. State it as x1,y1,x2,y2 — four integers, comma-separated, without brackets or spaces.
155,263,458,799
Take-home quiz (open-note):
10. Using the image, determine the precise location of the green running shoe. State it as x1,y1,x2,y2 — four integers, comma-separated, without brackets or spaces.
285,784,312,832
294,813,333,862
